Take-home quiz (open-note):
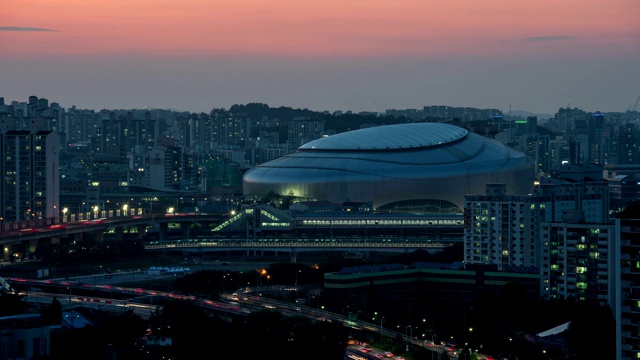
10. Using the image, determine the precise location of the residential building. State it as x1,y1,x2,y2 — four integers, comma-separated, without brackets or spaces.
1,127,60,221
540,222,615,304
615,201,640,360
0,314,50,360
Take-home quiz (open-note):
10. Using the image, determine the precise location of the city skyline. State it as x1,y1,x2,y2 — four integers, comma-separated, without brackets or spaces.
2,0,640,115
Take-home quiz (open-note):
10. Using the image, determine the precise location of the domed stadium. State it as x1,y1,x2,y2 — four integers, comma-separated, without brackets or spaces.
243,122,535,214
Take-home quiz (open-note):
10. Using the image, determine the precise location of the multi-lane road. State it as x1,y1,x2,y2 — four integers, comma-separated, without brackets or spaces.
5,269,493,359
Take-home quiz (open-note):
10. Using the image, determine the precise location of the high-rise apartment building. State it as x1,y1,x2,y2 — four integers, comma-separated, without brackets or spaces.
464,180,610,270
148,144,182,191
548,135,571,174
615,202,640,360
540,222,614,304
464,184,546,270
287,117,324,150
0,126,59,221
212,111,251,148
618,124,637,165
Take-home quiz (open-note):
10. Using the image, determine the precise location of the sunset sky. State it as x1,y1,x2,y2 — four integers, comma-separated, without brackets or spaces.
2,0,639,115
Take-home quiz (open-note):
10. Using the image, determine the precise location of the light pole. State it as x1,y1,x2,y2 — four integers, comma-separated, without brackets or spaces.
256,268,267,291
378,315,384,343
399,325,410,352
295,269,301,291
122,204,128,217
223,274,227,294
431,332,436,360
266,275,271,294
62,208,68,223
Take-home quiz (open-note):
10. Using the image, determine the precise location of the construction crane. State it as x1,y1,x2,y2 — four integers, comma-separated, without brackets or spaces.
630,95,640,112
621,95,640,125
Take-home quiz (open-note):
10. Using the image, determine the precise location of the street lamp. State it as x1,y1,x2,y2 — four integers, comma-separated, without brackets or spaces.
256,268,267,290
62,208,68,223
93,206,99,219
266,275,271,293
295,269,301,289
122,204,128,216
223,274,227,294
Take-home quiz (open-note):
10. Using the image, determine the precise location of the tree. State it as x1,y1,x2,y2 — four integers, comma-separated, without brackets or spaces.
100,309,147,359
440,349,450,360
40,297,62,325
0,292,30,316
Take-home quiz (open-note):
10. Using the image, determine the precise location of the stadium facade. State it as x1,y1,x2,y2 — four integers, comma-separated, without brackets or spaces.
243,122,535,214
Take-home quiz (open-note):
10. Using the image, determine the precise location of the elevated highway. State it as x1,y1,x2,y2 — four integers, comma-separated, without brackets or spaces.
1,208,464,262
143,238,451,261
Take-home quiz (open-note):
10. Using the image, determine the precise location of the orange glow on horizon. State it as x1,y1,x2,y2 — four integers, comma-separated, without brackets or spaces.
3,0,638,59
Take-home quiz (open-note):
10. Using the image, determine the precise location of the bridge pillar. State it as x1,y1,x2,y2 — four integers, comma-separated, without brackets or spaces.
290,251,297,263
159,223,169,242
28,238,39,256
94,231,104,243
2,244,12,261
137,225,146,239
114,226,124,241
73,232,83,243
249,249,264,257
181,223,190,241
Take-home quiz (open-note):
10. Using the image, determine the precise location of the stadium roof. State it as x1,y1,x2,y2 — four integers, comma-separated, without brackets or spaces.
300,122,468,151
